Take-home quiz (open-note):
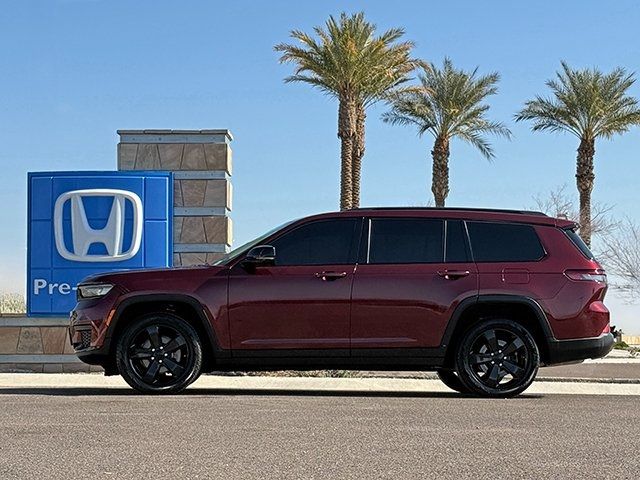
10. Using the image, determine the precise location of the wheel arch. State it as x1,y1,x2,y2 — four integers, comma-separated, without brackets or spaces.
441,295,553,367
106,294,224,372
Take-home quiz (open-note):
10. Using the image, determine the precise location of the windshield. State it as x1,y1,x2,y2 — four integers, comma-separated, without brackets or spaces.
212,219,297,266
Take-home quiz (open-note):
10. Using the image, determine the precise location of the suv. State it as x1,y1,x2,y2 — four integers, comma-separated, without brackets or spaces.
70,208,613,397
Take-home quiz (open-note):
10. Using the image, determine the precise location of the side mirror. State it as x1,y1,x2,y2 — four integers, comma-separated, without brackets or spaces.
242,245,276,268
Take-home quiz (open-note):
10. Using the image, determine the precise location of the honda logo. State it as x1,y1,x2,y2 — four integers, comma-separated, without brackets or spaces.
53,189,144,262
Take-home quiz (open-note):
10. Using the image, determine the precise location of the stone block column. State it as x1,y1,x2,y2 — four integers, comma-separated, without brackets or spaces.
0,315,98,372
117,129,233,266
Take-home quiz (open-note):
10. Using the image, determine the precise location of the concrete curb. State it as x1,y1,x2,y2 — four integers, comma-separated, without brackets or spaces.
584,358,640,364
1,373,639,396
536,376,640,384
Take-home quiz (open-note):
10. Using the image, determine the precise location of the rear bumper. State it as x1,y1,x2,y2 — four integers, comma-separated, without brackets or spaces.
545,333,614,366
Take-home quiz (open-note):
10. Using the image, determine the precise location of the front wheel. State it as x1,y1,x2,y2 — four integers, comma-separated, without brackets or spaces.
455,319,539,398
116,313,203,394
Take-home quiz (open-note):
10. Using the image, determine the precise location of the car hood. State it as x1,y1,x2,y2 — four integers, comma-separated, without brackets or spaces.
80,265,228,293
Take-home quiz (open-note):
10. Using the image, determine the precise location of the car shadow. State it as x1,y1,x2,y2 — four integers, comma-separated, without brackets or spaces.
0,387,543,399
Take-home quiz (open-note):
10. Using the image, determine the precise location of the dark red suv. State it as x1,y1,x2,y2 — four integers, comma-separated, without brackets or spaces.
69,208,613,397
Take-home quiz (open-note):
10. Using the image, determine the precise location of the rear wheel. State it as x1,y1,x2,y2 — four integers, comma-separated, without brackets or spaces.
116,313,203,394
436,369,472,394
455,319,539,398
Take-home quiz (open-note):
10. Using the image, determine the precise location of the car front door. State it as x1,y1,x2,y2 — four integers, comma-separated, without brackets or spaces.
350,217,479,353
228,217,362,355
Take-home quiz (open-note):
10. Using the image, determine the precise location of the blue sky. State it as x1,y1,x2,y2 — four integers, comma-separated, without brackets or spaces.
1,1,639,329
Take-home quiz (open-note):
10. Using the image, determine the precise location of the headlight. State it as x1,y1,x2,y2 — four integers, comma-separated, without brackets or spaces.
77,283,114,300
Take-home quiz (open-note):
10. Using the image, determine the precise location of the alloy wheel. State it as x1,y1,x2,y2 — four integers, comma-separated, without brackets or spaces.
466,327,530,390
455,319,539,397
126,324,193,387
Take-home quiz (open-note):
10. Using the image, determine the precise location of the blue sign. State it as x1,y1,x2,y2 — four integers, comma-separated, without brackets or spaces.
27,171,173,316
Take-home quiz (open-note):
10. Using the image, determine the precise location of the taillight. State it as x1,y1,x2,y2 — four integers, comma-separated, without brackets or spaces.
564,269,607,284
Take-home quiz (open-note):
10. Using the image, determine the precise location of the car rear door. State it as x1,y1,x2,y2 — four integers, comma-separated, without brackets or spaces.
350,217,478,353
465,220,562,299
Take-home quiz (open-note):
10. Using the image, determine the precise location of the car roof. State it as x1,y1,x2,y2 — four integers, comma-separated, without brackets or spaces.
303,207,576,228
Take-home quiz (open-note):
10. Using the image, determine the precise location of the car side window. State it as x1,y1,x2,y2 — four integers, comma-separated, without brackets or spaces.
270,218,359,266
368,218,444,264
445,220,470,262
466,222,545,262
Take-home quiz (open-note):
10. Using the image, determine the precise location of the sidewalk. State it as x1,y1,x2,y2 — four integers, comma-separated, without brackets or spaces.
1,373,639,396
538,363,640,382
0,350,638,396
350,348,640,383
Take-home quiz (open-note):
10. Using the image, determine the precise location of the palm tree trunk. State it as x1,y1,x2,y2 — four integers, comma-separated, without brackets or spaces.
351,101,366,209
338,95,356,211
576,137,595,246
431,136,450,207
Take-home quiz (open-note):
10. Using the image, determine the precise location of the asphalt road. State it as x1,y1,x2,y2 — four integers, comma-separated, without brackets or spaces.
540,363,640,380
361,363,640,381
0,389,638,479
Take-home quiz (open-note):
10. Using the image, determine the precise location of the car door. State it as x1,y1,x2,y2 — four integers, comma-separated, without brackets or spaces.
465,220,560,297
350,217,478,353
228,217,362,355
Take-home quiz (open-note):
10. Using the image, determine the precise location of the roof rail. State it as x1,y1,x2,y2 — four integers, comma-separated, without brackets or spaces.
353,207,548,216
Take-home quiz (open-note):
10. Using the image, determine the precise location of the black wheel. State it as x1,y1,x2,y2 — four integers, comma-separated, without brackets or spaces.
116,313,203,394
455,319,539,398
436,369,472,394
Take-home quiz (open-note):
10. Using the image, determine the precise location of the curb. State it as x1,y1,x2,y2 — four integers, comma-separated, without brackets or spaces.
536,376,640,384
227,372,640,385
1,373,640,396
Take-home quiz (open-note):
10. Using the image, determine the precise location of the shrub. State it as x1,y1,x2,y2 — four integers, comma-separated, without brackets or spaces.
0,292,26,314
614,341,629,350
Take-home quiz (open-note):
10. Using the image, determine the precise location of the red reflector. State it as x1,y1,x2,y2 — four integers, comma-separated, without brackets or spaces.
588,301,609,314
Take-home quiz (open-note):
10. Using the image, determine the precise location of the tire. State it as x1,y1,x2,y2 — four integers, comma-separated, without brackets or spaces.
436,369,472,394
116,313,203,394
455,319,539,398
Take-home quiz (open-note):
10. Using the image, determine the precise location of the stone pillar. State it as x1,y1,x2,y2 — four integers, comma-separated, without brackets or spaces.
0,129,235,373
117,130,233,266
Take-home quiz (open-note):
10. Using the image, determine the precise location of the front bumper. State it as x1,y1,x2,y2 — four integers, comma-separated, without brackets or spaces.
69,293,120,369
545,333,615,366
75,347,110,366
68,319,110,366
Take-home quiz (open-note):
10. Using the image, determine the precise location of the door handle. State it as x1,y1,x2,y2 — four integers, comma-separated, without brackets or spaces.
315,271,348,281
437,270,470,280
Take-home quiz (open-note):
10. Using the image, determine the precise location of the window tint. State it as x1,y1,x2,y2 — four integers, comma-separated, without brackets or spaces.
467,222,545,262
565,228,595,259
368,218,444,264
445,220,470,262
271,219,358,266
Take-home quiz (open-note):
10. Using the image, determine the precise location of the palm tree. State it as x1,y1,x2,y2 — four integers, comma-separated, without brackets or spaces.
275,12,418,210
383,59,511,207
516,62,640,246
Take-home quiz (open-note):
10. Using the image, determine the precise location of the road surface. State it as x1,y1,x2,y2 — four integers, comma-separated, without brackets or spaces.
0,387,637,479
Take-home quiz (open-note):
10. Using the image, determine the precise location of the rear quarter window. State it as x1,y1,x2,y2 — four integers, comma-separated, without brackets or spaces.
564,228,595,259
467,222,545,262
